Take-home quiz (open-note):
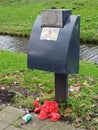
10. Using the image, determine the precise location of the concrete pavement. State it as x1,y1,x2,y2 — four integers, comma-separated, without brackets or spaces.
0,105,84,130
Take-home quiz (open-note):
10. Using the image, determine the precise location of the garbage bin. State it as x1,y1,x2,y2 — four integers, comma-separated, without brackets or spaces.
27,9,80,102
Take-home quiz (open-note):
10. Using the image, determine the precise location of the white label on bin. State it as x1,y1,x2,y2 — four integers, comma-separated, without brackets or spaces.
40,27,60,41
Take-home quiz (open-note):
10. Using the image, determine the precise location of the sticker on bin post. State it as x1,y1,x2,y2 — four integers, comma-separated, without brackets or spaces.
40,27,60,41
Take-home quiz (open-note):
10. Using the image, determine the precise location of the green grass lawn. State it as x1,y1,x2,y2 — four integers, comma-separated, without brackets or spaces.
0,0,98,43
0,50,98,129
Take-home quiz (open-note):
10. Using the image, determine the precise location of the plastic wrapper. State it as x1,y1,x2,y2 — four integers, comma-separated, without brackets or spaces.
41,101,59,113
49,112,61,122
39,110,48,120
34,107,41,113
33,100,60,121
34,100,40,107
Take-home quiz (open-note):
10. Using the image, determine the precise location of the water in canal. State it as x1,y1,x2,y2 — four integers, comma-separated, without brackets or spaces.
0,35,98,64
0,35,29,53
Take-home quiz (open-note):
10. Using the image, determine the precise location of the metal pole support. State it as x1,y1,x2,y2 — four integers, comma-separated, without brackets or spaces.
55,73,68,102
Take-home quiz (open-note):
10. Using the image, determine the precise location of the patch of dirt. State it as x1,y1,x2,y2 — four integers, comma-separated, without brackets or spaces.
59,115,75,124
0,85,40,105
0,89,15,104
8,85,40,98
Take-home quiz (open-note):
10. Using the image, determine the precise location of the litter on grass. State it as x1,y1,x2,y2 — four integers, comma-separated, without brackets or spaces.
33,100,61,122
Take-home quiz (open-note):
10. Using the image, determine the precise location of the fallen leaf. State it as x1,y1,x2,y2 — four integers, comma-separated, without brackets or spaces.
39,93,44,97
80,103,86,108
47,89,53,94
92,96,98,100
13,81,18,85
87,126,97,130
93,118,98,122
74,123,81,128
33,77,39,80
38,83,43,87
68,93,76,97
65,107,73,116
83,81,89,87
85,115,92,121
74,119,81,128
91,104,97,108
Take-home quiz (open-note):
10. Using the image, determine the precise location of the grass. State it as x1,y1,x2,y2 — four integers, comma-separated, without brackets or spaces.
0,50,98,129
0,0,98,43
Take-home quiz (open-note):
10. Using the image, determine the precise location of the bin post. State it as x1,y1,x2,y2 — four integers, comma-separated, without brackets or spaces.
55,73,68,102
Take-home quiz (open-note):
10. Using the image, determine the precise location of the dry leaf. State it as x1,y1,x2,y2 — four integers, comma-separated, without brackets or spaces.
91,104,97,108
47,89,53,94
69,93,76,97
33,77,39,80
64,113,71,117
93,118,98,122
92,96,98,100
74,123,81,128
13,81,18,85
74,119,81,128
85,115,92,121
39,93,44,97
83,81,89,87
80,103,86,108
65,107,72,115
38,83,43,87
87,126,97,130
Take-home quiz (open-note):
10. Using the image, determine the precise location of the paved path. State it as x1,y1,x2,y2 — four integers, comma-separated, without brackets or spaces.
0,105,84,130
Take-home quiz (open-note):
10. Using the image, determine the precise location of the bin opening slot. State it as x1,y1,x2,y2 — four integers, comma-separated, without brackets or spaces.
41,9,72,28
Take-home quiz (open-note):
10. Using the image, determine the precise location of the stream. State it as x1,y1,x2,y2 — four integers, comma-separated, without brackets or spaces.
0,35,29,53
0,35,98,64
